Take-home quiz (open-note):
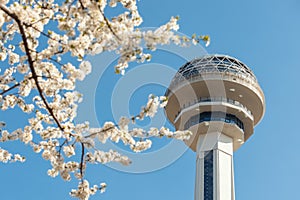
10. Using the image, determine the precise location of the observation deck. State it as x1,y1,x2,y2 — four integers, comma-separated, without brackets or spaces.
165,54,265,151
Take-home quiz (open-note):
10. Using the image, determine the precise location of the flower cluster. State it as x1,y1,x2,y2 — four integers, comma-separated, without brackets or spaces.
0,147,25,163
70,180,107,200
86,95,192,153
0,0,203,199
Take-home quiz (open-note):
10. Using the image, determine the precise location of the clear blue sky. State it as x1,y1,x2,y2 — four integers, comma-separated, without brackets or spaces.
1,0,300,199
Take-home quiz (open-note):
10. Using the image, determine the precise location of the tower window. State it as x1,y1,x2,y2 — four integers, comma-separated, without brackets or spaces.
204,151,214,200
184,111,244,130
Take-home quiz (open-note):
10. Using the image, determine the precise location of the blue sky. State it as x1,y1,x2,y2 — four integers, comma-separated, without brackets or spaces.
1,0,300,199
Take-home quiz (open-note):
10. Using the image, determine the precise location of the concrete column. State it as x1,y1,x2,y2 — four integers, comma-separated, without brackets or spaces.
195,132,235,200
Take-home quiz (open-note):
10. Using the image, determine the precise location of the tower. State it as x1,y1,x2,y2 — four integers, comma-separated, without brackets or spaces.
165,55,265,200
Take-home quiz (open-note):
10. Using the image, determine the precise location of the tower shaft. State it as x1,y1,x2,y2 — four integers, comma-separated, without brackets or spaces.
195,132,235,200
164,55,265,200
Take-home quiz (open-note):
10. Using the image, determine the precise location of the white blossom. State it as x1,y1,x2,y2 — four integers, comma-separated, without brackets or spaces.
0,12,4,27
17,64,29,74
159,96,168,108
131,139,152,152
63,145,75,157
0,52,7,61
130,128,145,137
33,144,42,153
173,130,193,140
0,148,25,163
79,61,92,75
8,51,20,65
159,127,173,138
118,116,130,131
42,150,52,160
13,154,25,162
148,127,160,137
70,180,91,200
19,126,33,144
0,148,12,163
47,168,59,178
100,183,107,193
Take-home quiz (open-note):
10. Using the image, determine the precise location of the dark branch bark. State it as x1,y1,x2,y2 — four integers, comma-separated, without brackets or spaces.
0,5,64,132
80,142,85,182
0,82,20,95
98,7,121,41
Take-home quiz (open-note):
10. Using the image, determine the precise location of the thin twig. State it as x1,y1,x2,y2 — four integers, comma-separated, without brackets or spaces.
84,98,155,138
98,7,121,41
0,82,20,95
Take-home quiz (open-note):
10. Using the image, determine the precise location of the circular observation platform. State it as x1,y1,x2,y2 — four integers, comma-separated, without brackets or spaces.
165,54,265,151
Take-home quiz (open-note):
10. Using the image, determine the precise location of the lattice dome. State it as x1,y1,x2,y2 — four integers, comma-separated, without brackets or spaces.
170,54,257,87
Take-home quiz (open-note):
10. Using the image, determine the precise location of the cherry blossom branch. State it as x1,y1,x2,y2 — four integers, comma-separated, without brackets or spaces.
0,74,42,96
80,142,85,182
0,1,201,199
0,82,20,95
32,0,42,7
23,21,84,59
0,4,64,132
78,0,85,10
84,95,159,139
58,139,69,154
23,22,66,46
0,22,15,42
98,6,121,41
75,0,121,41
66,0,77,18
28,16,51,26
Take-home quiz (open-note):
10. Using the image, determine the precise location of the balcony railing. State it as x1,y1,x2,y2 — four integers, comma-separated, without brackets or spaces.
174,97,252,121
169,71,258,91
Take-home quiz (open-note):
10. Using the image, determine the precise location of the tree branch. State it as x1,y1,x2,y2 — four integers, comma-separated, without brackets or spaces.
0,82,20,95
79,142,85,182
98,6,121,41
0,5,64,132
